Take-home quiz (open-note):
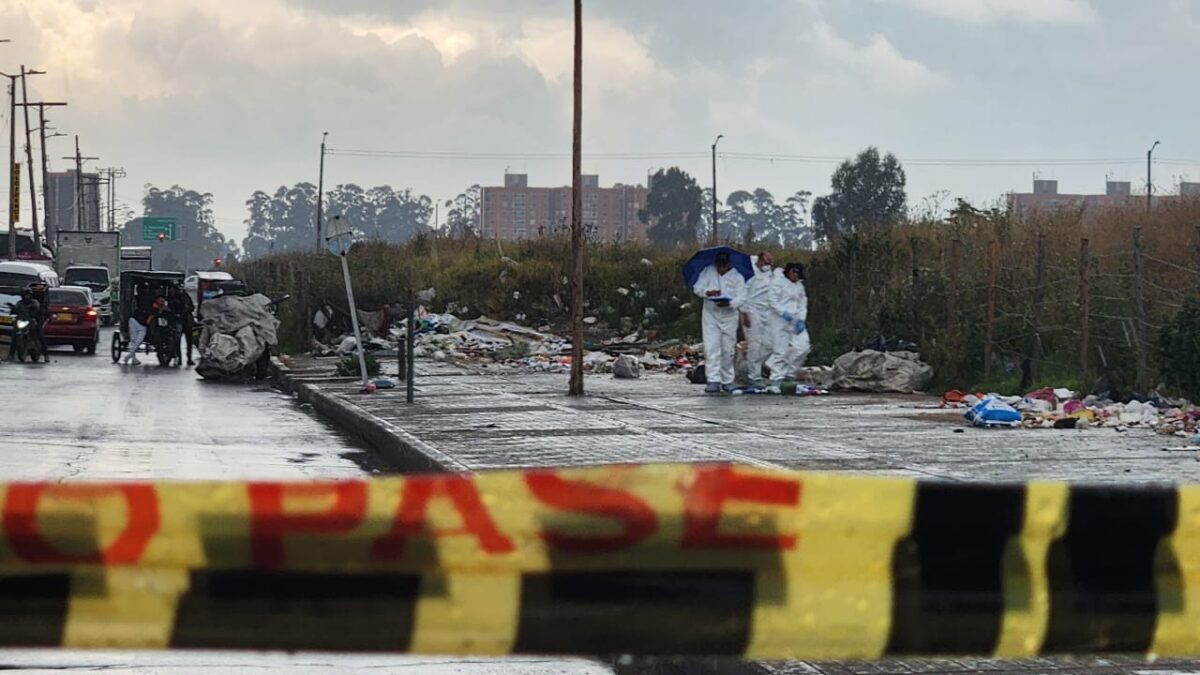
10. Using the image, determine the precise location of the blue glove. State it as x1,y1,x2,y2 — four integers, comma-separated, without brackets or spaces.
793,319,806,334
782,312,795,323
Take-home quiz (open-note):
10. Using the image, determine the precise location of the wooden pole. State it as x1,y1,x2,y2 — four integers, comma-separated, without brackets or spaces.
1079,238,1090,391
910,237,922,345
984,240,997,378
947,238,959,338
1028,232,1047,384
568,0,584,396
1133,224,1148,389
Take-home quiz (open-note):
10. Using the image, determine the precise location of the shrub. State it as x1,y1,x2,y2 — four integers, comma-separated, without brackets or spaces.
335,352,381,377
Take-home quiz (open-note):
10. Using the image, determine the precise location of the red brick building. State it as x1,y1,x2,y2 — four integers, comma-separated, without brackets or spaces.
481,173,650,242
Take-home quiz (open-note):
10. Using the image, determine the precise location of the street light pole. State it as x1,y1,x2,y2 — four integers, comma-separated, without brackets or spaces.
316,131,328,250
1147,140,1160,213
711,133,723,246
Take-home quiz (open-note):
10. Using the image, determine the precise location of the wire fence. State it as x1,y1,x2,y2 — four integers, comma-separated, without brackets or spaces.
805,204,1200,391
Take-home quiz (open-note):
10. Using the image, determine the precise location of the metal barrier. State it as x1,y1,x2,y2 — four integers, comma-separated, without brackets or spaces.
0,463,1194,658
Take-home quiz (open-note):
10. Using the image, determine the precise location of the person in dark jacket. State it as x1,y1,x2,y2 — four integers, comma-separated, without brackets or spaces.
27,281,50,362
166,285,197,365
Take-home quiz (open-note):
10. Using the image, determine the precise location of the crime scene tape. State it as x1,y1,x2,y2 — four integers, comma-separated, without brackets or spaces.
0,462,1195,659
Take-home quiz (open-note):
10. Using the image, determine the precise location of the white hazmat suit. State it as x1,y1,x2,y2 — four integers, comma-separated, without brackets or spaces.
741,258,776,387
692,264,746,389
766,268,811,384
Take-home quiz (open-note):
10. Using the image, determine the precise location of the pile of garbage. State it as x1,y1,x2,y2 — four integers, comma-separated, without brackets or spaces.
311,306,700,378
944,386,1199,435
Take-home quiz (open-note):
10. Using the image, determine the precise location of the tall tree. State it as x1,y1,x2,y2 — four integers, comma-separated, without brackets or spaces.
445,185,481,237
121,185,239,272
639,167,702,248
811,146,907,240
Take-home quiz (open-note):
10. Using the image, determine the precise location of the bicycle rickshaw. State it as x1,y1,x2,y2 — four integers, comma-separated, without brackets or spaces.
110,270,186,365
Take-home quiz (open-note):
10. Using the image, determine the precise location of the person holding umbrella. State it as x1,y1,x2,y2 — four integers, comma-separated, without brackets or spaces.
689,249,749,393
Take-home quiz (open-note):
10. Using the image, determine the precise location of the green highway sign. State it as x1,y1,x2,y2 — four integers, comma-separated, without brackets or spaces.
142,217,177,241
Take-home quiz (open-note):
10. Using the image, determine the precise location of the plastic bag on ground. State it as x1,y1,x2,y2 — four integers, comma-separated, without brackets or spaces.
612,355,641,379
965,396,1022,428
830,350,933,393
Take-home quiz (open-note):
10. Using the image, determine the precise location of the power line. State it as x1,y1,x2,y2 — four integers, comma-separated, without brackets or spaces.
326,146,1200,168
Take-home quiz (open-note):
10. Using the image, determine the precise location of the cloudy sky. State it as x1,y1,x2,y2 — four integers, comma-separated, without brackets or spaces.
2,0,1199,244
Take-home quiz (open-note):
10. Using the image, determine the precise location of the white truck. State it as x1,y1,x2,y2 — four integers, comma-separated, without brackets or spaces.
56,231,120,326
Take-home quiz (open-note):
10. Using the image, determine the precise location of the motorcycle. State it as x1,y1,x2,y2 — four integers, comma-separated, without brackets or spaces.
152,310,183,367
5,303,42,364
10,317,42,363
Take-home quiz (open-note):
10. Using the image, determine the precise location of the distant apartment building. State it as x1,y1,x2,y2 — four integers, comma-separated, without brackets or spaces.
45,170,101,237
1008,178,1200,220
481,173,650,241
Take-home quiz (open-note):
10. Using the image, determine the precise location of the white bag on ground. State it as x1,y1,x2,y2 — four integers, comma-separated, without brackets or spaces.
830,349,933,393
198,294,279,374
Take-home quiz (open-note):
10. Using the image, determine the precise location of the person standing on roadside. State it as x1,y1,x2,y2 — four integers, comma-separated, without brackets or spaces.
740,251,775,388
692,251,746,393
167,284,197,366
28,280,50,362
766,262,811,393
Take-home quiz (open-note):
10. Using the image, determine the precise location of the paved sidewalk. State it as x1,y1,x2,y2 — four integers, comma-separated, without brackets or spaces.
279,355,1193,484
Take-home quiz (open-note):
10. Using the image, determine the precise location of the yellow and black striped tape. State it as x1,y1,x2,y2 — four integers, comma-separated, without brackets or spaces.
0,463,1194,659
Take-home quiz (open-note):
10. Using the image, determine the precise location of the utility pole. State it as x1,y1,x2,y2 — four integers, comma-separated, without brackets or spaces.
64,137,99,232
316,131,328,249
33,106,66,241
710,133,723,246
1147,140,1160,213
5,72,16,260
568,0,584,397
97,167,125,231
18,67,46,245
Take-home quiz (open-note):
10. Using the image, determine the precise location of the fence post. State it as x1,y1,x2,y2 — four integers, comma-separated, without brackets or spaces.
1194,224,1200,288
984,240,997,378
1028,232,1047,385
1133,224,1148,389
848,242,858,342
947,238,959,339
1079,238,1090,391
910,237,922,345
406,289,415,404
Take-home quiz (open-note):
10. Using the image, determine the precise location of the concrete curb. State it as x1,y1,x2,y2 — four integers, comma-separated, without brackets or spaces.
271,356,468,474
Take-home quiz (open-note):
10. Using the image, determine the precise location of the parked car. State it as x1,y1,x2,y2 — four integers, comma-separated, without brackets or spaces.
62,265,114,326
43,285,100,354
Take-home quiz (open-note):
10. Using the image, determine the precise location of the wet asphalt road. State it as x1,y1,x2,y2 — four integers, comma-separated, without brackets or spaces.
0,327,370,481
0,329,613,673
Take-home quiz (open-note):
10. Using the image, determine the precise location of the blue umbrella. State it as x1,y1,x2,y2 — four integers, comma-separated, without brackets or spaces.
681,246,754,288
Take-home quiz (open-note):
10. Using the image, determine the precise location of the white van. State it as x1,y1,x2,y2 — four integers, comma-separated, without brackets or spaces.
0,261,59,288
0,261,59,337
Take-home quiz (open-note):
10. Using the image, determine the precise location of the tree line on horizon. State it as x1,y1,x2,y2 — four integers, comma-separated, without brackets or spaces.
118,146,909,269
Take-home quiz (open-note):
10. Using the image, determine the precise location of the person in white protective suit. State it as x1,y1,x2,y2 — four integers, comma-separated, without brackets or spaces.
740,251,775,388
766,262,811,393
691,251,747,393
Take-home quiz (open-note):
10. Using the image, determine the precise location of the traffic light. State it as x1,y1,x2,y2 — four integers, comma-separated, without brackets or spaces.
213,257,223,267
157,232,165,242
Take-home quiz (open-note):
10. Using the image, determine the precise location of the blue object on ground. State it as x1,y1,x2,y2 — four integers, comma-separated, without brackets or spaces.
372,378,397,389
964,395,1022,428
